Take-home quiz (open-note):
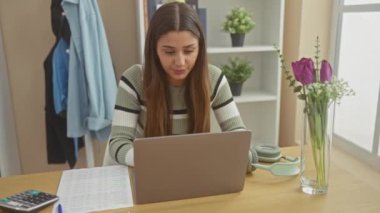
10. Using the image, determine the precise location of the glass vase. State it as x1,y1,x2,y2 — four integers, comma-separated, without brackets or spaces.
300,102,334,195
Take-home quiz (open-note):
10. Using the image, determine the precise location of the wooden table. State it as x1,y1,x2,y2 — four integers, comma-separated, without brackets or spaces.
1,147,380,213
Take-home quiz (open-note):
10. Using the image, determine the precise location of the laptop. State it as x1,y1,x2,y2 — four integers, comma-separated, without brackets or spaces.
133,130,252,204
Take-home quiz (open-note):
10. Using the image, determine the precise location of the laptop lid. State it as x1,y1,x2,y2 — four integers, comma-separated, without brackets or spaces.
133,130,251,204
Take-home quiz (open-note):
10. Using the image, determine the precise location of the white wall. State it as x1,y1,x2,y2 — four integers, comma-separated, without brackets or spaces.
0,26,21,176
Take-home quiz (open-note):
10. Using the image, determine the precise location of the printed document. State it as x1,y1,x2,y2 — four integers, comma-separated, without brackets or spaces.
52,165,133,212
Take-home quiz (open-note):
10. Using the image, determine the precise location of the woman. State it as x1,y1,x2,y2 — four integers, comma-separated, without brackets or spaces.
108,2,246,166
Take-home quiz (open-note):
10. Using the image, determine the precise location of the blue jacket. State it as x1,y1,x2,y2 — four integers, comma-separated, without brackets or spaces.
52,38,69,115
62,0,117,141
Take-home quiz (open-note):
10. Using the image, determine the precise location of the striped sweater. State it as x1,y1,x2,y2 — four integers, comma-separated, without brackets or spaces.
109,64,246,165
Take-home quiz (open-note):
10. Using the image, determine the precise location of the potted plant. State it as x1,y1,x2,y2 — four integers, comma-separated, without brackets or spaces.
222,7,255,47
221,57,254,96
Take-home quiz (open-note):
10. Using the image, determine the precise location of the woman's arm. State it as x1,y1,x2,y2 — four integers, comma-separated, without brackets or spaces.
108,65,143,166
209,65,246,131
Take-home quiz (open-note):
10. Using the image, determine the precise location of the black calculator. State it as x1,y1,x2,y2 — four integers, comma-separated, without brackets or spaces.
0,190,58,212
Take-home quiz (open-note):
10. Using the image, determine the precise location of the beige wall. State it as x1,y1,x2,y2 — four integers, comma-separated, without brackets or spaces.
279,0,303,147
0,0,138,174
280,0,332,146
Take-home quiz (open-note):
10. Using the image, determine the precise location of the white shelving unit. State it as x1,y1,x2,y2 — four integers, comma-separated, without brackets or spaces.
136,0,285,146
207,45,275,54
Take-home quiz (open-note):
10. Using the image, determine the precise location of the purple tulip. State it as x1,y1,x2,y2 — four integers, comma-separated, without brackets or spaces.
291,58,315,85
320,60,333,82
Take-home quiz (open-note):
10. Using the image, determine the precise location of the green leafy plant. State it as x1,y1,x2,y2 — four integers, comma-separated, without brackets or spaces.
221,57,254,83
222,7,255,34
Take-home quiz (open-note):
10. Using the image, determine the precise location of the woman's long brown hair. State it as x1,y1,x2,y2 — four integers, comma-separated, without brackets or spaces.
143,2,210,137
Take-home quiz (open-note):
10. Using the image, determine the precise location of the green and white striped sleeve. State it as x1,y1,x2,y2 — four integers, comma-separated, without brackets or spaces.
209,65,246,131
108,64,143,165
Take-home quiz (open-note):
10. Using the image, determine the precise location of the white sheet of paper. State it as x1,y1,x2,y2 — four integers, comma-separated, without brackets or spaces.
52,165,133,213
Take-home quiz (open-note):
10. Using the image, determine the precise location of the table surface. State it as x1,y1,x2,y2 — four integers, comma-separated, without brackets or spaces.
1,146,380,213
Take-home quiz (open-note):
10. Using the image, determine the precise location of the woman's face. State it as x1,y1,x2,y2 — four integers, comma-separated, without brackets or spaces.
156,30,199,86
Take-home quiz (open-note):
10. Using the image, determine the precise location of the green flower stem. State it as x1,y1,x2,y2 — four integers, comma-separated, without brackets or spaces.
314,36,321,83
307,98,329,188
